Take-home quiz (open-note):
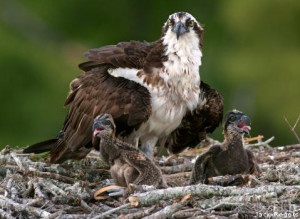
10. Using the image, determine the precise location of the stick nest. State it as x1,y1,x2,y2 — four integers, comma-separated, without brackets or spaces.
0,140,299,218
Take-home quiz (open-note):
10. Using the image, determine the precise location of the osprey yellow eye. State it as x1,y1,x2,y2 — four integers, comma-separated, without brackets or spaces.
188,20,195,27
167,19,173,26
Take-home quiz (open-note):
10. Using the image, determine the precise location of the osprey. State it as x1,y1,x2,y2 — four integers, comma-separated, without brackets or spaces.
24,12,222,163
190,110,260,185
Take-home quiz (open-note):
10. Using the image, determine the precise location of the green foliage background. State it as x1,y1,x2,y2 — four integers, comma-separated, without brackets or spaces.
0,0,299,149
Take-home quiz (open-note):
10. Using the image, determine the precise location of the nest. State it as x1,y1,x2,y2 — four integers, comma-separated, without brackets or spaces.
0,139,299,218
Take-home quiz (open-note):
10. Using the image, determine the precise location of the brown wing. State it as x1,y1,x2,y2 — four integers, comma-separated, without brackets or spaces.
246,149,261,175
24,40,155,163
190,145,223,184
50,65,151,163
166,81,223,154
79,41,156,71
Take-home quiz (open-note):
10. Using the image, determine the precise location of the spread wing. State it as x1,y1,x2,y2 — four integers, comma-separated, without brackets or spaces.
166,81,224,154
25,41,153,163
62,66,151,148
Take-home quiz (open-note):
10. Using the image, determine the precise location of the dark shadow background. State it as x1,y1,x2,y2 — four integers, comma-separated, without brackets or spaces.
1,0,299,149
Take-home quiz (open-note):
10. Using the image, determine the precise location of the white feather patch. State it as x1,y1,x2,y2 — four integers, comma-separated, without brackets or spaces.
108,17,203,153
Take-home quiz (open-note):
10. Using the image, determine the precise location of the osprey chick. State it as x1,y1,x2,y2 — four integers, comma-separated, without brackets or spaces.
92,114,167,195
190,110,260,184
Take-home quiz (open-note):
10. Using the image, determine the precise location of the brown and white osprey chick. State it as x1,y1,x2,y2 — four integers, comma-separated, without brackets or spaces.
24,12,222,163
190,109,260,185
92,114,167,194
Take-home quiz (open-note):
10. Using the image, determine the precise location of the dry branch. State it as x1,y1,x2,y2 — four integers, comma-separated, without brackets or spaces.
129,184,300,207
284,115,300,143
0,195,52,218
121,205,156,219
142,196,190,219
245,136,275,147
91,203,131,219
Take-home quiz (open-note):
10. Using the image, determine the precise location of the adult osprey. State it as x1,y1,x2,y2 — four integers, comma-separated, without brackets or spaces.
24,12,223,163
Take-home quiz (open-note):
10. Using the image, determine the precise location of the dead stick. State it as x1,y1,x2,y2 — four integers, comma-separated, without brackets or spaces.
91,203,131,219
0,195,51,218
279,144,300,150
26,170,75,184
284,115,300,143
144,202,186,219
80,199,93,212
10,151,26,171
33,179,48,199
123,205,156,219
0,209,15,219
205,202,241,211
129,184,300,207
244,135,264,143
143,194,191,219
246,136,275,147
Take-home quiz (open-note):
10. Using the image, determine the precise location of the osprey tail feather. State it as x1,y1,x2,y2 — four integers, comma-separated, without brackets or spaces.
23,139,57,154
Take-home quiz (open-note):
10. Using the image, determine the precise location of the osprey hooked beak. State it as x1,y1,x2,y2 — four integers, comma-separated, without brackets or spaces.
92,114,115,149
172,22,189,39
236,115,251,135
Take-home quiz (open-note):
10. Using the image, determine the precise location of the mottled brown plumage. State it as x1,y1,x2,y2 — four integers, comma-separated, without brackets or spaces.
190,110,260,185
23,12,222,163
165,81,223,154
92,114,167,193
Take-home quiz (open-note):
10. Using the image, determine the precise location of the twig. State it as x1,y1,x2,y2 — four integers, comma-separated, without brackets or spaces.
80,199,93,212
0,208,15,219
205,202,241,211
171,208,205,218
122,205,156,219
244,135,264,143
32,179,48,199
91,203,131,219
198,190,277,210
25,169,75,184
143,194,191,219
10,151,26,172
0,195,52,218
278,143,300,150
284,115,300,143
246,136,275,147
42,179,67,196
207,174,250,187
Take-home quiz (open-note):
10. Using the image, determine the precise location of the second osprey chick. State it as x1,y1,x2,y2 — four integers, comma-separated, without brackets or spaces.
93,114,167,194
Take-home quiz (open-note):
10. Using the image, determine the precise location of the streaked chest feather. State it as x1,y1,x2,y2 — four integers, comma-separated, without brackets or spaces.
108,36,202,136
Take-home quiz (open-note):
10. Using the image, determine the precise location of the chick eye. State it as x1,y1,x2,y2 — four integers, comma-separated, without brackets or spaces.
229,116,236,122
188,20,195,27
104,120,112,126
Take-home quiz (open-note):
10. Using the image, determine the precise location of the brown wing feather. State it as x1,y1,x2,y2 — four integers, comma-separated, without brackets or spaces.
79,41,156,71
24,40,159,163
49,66,151,163
166,81,223,154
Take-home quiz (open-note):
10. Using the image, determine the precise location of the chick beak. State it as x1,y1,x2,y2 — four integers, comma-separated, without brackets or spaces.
238,115,251,134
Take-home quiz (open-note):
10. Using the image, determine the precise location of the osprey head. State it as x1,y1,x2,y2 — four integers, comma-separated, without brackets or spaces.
163,12,203,40
223,109,251,135
92,114,116,148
